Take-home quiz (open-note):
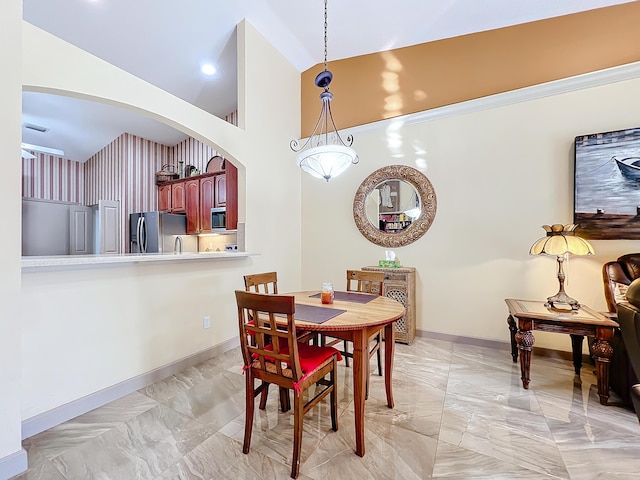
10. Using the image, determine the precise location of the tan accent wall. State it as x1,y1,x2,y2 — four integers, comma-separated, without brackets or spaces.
301,2,640,135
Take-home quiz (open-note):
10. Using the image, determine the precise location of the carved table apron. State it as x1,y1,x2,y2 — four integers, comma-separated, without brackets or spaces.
505,298,618,405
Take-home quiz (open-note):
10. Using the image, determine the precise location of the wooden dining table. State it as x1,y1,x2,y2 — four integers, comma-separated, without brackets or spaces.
286,290,406,457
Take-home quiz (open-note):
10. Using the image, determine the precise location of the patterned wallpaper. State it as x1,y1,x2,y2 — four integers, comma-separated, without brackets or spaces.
21,110,236,253
21,128,230,254
85,133,170,213
172,137,218,174
22,155,85,203
83,133,172,253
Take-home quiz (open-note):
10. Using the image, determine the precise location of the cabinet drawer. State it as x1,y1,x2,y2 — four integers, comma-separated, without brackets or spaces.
383,272,407,283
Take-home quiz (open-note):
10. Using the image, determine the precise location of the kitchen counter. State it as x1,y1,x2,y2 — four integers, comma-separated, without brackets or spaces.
22,251,254,271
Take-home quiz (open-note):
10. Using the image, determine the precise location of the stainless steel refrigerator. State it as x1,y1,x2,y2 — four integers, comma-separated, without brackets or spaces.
129,212,197,253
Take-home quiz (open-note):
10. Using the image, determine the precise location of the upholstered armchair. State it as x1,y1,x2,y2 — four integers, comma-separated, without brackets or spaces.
614,280,640,423
603,254,640,312
601,254,640,405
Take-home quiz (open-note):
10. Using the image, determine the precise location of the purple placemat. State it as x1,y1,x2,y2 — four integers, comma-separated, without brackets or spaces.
309,290,378,304
290,303,346,324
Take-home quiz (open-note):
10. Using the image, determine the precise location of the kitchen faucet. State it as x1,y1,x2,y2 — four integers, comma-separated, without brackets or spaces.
174,235,183,253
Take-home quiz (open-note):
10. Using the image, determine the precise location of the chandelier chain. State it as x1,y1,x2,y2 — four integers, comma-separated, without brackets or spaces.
289,0,358,181
323,0,328,71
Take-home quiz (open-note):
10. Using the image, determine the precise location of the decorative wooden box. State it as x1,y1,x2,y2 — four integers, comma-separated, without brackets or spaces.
362,265,416,344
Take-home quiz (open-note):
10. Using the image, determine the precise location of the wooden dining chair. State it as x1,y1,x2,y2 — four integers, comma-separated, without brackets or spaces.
321,270,385,397
244,271,315,341
243,271,314,411
243,271,279,294
244,271,315,345
244,272,284,409
235,290,341,479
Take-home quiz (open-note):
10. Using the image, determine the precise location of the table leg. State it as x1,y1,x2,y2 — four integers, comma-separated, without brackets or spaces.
384,322,395,409
351,329,367,457
570,334,584,386
592,328,614,405
514,320,535,389
507,314,518,363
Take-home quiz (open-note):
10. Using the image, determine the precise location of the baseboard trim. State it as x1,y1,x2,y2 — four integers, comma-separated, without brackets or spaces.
417,330,592,364
0,448,28,480
417,329,509,350
21,337,239,440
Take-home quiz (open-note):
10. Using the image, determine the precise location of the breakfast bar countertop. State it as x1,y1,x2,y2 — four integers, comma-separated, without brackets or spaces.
21,251,254,271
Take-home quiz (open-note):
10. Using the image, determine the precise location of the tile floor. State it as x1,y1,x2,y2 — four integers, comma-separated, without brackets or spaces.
12,337,640,479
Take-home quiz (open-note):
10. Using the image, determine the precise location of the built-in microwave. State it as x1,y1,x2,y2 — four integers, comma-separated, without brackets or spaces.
211,207,226,229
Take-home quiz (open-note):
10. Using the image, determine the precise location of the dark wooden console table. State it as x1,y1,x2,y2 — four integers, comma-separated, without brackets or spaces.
505,298,618,405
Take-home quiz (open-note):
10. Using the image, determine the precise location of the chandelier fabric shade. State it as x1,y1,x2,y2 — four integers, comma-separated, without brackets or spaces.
290,0,358,182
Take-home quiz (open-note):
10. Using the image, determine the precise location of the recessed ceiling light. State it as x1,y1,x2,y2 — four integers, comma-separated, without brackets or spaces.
201,64,216,76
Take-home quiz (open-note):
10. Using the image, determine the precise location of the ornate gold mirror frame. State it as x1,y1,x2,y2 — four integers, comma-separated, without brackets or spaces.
353,165,437,247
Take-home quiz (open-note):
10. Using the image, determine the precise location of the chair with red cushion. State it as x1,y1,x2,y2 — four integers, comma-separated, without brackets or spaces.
244,272,315,347
320,269,384,398
235,290,341,479
243,272,314,411
244,271,279,294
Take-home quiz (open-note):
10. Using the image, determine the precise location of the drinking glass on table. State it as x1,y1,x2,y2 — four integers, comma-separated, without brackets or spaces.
321,282,334,304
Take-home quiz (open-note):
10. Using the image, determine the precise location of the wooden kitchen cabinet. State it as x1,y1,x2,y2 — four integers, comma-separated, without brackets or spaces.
225,162,238,230
171,182,186,213
162,173,224,233
215,174,226,207
199,175,215,231
184,178,200,234
156,161,238,232
197,170,235,231
158,184,171,212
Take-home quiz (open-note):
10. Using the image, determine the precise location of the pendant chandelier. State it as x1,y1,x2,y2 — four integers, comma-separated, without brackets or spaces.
290,0,358,182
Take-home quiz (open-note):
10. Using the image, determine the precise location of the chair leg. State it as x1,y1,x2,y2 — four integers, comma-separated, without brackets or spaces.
365,356,370,400
279,387,291,412
291,391,304,479
259,382,269,410
343,340,350,367
376,333,382,376
330,357,338,431
243,373,255,454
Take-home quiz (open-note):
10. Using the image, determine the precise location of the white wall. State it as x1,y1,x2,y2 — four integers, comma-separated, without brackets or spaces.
0,0,26,473
19,20,302,422
301,74,640,352
10,14,640,473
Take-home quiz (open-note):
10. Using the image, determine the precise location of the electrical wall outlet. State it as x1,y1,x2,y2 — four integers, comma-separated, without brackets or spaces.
203,316,211,329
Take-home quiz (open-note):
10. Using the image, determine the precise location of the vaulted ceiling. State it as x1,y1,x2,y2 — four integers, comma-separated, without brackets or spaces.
21,0,636,162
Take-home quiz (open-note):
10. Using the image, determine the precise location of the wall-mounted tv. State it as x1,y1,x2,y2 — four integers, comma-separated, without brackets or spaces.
574,127,640,240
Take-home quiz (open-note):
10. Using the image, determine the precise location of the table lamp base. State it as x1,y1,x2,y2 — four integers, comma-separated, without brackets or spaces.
545,291,580,311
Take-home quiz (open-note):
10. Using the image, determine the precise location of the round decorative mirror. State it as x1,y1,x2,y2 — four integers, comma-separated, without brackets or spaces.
353,165,437,247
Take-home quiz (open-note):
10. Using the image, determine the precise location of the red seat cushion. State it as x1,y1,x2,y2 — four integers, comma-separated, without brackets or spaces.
246,320,255,336
255,341,342,374
250,341,342,395
295,342,343,373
